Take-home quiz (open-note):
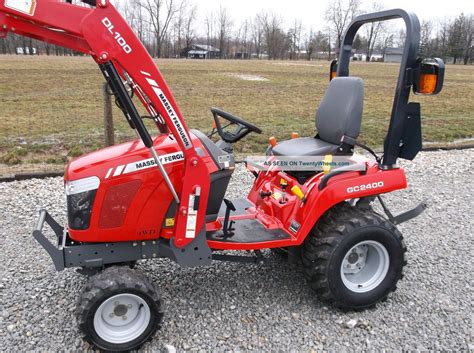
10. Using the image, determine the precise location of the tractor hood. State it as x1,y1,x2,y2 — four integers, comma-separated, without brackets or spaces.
64,135,182,182
64,131,219,183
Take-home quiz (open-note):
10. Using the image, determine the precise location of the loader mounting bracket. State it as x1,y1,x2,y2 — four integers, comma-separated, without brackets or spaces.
33,209,212,271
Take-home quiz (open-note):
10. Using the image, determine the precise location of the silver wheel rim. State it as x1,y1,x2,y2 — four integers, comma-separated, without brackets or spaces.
93,294,151,344
340,240,390,293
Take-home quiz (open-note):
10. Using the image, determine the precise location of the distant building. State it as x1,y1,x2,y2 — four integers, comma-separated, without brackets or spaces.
370,54,384,62
250,53,269,59
16,47,37,55
180,44,220,59
234,52,251,59
352,53,366,61
313,51,336,60
384,47,404,63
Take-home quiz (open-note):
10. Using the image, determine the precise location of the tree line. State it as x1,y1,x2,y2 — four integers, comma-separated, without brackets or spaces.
0,0,472,64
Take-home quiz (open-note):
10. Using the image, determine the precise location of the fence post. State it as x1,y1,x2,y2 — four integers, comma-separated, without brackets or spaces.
103,83,115,147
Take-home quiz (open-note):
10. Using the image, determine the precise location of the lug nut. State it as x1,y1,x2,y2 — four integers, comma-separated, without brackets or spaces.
109,313,114,318
122,316,127,320
127,304,132,308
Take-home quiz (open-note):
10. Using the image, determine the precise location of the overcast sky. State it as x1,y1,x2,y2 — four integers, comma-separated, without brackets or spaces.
194,0,473,33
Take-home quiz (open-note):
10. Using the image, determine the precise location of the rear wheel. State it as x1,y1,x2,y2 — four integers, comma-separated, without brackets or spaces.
301,204,406,309
76,266,163,351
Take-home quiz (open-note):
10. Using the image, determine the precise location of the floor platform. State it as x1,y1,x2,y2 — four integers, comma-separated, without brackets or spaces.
207,218,290,243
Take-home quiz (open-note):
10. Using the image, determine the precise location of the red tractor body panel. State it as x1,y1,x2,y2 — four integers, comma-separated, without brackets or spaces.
208,161,407,250
65,130,407,249
66,133,218,243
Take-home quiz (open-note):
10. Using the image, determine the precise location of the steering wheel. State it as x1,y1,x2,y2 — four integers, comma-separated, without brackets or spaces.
211,107,262,143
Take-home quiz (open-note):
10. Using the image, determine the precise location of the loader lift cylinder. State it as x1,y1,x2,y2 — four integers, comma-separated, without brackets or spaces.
100,61,180,203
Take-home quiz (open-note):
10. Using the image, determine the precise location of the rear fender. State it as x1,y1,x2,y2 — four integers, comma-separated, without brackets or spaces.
294,166,407,243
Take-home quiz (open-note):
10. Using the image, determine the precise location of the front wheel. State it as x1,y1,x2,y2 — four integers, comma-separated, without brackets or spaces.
76,266,164,351
301,204,407,310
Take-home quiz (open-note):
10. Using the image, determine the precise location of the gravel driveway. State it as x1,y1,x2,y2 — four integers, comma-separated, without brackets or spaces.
0,149,472,351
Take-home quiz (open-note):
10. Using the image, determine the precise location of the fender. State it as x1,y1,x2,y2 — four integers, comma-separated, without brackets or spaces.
293,165,407,243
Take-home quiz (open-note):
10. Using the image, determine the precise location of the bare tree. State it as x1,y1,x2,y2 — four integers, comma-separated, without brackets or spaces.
251,14,265,58
362,2,384,61
119,0,147,44
394,28,406,48
183,4,197,48
260,12,287,60
216,6,232,58
419,20,434,56
377,27,395,57
435,18,451,61
462,14,473,64
304,29,315,60
288,19,303,60
325,26,333,60
0,38,6,55
141,0,183,58
236,19,251,58
173,1,185,56
325,0,361,53
304,30,330,60
205,12,214,49
448,13,467,64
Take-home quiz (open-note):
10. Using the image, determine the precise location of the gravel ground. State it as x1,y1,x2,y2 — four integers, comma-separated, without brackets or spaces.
0,149,472,351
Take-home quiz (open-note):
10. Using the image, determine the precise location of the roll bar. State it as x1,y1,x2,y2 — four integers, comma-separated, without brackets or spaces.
336,9,421,168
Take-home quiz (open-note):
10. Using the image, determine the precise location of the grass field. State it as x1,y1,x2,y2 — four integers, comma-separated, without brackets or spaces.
0,55,473,167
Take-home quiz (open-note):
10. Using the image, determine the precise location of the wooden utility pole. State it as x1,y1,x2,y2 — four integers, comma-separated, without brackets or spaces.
103,83,115,147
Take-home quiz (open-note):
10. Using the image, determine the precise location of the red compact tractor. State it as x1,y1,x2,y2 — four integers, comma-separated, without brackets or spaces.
1,1,444,351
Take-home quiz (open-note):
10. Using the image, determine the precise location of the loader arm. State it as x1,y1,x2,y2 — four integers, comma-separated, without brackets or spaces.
0,0,210,248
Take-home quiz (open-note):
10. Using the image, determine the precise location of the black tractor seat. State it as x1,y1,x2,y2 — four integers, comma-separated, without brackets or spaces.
270,77,364,157
272,137,338,156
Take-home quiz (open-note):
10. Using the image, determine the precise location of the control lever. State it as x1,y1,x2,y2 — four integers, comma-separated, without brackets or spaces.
222,199,236,239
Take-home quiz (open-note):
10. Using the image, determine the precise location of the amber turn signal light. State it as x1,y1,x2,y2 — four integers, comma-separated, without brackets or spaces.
413,57,444,95
291,132,299,139
329,59,338,81
419,74,437,94
269,136,277,147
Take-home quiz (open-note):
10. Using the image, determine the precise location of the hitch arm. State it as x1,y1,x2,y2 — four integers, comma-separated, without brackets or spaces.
377,196,427,225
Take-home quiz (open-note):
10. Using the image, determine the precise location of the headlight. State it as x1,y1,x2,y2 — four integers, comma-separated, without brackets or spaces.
66,177,100,230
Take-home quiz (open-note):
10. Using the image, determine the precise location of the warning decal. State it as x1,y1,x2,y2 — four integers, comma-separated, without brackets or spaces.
5,0,37,16
185,194,197,238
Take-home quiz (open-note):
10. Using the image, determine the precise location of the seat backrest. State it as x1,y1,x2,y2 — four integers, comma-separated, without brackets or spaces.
316,77,364,145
